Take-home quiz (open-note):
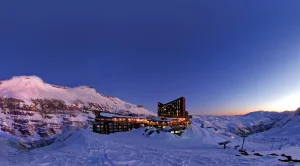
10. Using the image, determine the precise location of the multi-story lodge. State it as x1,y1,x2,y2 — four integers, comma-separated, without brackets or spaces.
158,97,190,122
93,112,148,134
93,97,192,134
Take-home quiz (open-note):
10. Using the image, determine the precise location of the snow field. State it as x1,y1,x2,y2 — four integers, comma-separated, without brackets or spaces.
1,124,295,166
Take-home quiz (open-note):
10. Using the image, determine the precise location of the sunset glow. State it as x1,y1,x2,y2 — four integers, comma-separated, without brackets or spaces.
269,92,300,111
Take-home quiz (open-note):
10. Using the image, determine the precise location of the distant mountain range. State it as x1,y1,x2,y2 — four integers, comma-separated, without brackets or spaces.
245,107,300,146
258,107,300,136
0,76,155,139
192,110,294,135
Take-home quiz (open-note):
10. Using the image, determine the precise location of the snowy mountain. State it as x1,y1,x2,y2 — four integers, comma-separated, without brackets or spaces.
192,111,292,135
0,76,155,139
240,107,300,154
252,108,300,138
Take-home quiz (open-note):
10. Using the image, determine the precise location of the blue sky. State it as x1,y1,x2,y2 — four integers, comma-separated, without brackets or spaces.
0,1,299,115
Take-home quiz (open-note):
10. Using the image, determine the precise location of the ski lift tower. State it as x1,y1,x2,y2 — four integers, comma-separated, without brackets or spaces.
240,134,248,151
223,128,227,135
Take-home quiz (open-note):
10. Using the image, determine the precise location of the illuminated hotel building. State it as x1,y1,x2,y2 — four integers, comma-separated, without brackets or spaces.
158,97,189,121
93,112,148,134
93,97,191,134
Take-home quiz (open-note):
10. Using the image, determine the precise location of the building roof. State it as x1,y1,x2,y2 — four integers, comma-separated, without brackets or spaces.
158,96,185,105
131,116,147,119
100,112,131,118
99,112,147,119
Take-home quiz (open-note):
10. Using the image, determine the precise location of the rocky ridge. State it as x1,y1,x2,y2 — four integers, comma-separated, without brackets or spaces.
0,76,155,139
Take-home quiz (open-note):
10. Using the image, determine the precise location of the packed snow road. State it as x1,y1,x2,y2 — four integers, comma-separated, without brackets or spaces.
0,127,294,166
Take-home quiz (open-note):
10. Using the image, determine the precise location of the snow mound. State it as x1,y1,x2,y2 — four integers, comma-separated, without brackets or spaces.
149,131,179,139
143,127,179,140
182,123,229,144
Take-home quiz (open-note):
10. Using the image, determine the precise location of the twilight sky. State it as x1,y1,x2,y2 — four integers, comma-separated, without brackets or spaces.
0,1,299,115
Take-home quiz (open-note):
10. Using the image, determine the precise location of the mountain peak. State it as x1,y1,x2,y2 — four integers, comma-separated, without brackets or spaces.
9,75,44,82
294,107,300,115
0,75,155,116
2,75,46,87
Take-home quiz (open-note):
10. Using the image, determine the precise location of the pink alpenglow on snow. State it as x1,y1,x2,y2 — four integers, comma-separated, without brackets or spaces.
0,75,156,116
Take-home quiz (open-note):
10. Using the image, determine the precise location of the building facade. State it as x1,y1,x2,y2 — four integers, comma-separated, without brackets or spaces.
93,112,147,134
158,97,189,120
93,97,191,135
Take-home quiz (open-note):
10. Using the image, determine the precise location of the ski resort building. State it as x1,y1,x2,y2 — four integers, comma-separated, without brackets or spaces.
93,112,189,134
93,97,191,134
158,97,190,122
93,112,148,134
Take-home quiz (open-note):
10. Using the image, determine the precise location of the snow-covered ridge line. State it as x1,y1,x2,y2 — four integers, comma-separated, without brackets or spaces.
192,111,293,135
0,75,155,116
1,76,114,99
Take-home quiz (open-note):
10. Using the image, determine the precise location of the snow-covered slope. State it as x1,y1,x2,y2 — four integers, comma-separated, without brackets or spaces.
0,76,155,116
251,108,300,139
0,126,290,166
1,113,298,165
192,111,292,135
0,76,155,138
